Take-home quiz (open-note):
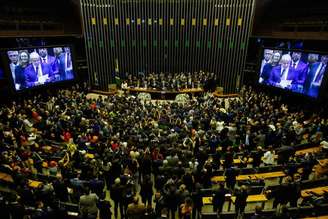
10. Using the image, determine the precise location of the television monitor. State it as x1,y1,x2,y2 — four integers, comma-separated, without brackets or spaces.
258,48,327,98
4,46,75,91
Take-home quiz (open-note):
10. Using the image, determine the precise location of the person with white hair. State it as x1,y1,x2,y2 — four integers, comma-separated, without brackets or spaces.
24,51,54,87
269,53,296,88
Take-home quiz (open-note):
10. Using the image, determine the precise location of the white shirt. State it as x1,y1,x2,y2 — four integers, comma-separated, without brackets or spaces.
312,63,326,85
41,56,48,64
65,53,73,71
263,151,275,165
291,60,299,69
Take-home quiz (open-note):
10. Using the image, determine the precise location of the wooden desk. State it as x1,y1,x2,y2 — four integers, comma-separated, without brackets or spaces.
125,87,204,94
0,172,14,183
295,146,321,156
202,195,267,204
28,179,43,188
301,186,328,198
212,92,239,98
211,171,285,183
302,216,328,219
203,194,268,210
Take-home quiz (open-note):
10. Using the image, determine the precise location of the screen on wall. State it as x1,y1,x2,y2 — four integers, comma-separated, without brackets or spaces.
4,46,75,91
258,48,328,98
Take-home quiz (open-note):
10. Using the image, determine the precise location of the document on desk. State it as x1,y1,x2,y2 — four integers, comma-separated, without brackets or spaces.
279,80,292,88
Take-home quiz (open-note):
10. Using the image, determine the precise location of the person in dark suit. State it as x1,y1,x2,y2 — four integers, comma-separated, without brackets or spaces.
224,167,238,190
14,51,29,90
38,48,55,65
58,47,74,80
304,55,328,97
213,183,227,214
269,54,296,89
290,51,308,92
51,47,63,80
260,52,281,84
235,185,248,217
24,52,54,87
7,50,19,83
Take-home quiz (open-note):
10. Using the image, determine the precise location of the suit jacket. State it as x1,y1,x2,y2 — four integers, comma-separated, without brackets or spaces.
292,61,308,85
40,55,56,65
58,53,73,80
260,63,274,83
24,63,54,87
269,66,296,87
14,65,27,89
304,62,327,97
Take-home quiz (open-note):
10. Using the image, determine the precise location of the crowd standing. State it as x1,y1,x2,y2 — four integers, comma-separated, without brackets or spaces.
0,84,328,219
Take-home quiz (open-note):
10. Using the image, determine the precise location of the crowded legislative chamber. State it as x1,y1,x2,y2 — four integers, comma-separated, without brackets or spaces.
1,0,328,219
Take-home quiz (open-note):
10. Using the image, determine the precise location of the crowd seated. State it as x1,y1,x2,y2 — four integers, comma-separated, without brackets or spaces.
121,71,216,91
0,84,328,219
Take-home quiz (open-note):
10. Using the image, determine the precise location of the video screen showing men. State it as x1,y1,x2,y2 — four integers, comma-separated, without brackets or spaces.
258,49,328,98
7,47,75,90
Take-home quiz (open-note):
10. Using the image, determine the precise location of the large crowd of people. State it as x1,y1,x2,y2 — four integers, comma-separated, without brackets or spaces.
121,71,216,91
0,84,328,219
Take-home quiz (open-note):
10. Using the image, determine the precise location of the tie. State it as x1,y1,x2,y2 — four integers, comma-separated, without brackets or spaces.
292,63,296,69
67,53,71,69
36,66,42,78
43,58,46,63
314,64,326,83
281,69,286,78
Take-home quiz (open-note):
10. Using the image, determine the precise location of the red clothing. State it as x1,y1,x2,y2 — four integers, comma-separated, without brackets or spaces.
111,143,119,151
63,131,72,142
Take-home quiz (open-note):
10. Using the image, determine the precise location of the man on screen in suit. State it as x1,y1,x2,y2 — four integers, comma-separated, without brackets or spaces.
290,51,308,92
58,47,74,80
24,52,54,87
7,50,19,83
259,49,273,83
269,54,296,89
304,55,328,97
38,48,55,65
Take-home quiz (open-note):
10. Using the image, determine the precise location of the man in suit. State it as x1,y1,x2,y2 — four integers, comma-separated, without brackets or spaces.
7,50,19,82
38,48,55,65
290,51,308,92
269,54,296,89
24,52,54,87
259,49,273,82
59,47,74,80
51,47,63,80
260,51,280,84
304,54,328,97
